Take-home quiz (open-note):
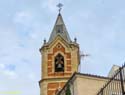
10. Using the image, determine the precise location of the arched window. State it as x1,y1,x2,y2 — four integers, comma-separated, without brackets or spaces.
55,53,64,72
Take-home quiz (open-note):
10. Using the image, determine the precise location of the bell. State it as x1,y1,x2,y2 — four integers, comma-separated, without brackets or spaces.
57,64,62,68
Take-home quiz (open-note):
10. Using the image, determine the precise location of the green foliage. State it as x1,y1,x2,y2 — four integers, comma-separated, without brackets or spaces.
66,84,71,95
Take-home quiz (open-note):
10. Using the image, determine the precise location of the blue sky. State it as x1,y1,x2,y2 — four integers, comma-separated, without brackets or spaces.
0,0,125,95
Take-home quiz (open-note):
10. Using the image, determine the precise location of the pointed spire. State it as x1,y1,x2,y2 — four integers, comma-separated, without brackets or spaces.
48,13,71,43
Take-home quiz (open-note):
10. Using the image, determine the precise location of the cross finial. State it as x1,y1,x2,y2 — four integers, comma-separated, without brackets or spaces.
57,3,63,13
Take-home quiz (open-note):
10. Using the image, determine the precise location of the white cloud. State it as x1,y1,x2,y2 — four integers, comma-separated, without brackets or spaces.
0,22,40,95
0,63,5,69
4,70,18,79
0,63,17,79
13,11,33,26
41,0,57,13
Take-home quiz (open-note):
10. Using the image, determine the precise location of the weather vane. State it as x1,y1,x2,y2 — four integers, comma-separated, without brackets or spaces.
57,0,63,13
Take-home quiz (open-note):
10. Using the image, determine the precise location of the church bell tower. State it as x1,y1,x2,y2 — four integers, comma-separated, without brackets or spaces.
39,12,80,95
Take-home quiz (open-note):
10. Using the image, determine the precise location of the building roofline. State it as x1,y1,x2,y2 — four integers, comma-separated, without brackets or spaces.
39,34,79,52
57,72,110,95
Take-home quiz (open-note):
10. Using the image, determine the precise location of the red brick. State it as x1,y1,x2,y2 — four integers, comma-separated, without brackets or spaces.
54,72,64,76
67,66,71,71
48,90,55,95
65,73,72,76
67,60,71,65
48,61,52,67
66,53,71,59
48,68,52,73
48,54,52,60
53,43,65,54
48,83,59,89
60,82,66,88
48,73,54,76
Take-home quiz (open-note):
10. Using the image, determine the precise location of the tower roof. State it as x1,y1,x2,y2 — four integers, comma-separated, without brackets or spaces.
48,13,71,43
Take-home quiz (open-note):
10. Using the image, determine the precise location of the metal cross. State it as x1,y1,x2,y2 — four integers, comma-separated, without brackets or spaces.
57,3,63,13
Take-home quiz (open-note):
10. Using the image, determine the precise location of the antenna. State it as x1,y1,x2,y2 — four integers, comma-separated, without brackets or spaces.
79,51,90,72
57,0,63,13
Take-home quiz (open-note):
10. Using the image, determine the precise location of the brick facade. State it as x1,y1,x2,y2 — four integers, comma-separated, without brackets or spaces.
47,82,65,95
47,43,72,77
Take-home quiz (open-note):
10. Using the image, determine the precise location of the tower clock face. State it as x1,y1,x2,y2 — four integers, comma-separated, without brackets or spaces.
55,54,64,72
